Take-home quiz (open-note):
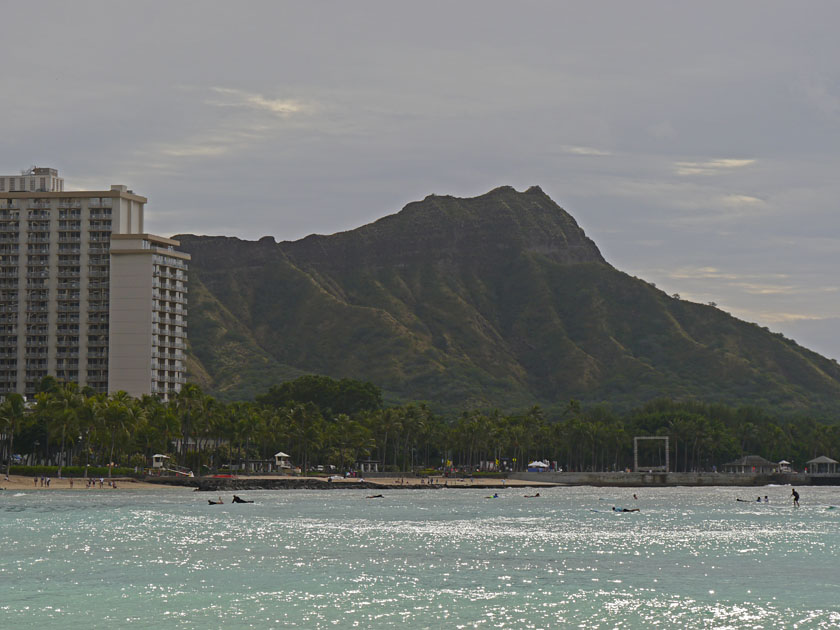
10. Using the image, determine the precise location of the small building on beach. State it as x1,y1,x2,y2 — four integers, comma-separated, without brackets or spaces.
274,452,292,470
806,455,839,475
723,455,777,474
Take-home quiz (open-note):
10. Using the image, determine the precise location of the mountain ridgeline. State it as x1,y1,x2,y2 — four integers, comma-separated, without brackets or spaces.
177,186,840,416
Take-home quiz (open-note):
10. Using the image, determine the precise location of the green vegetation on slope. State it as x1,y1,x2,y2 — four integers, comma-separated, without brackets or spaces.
177,186,840,417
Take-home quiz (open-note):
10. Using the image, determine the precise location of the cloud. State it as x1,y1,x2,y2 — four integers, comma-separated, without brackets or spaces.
731,282,796,295
721,194,763,207
562,145,612,157
208,87,310,116
667,266,740,280
674,158,755,176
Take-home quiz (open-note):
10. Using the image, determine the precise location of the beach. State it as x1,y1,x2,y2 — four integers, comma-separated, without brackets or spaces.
0,474,182,491
0,473,556,493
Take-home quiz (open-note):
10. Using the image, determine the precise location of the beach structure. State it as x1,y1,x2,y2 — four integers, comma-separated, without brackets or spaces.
0,167,188,400
806,456,838,475
722,455,777,474
777,460,793,472
527,460,550,472
356,458,380,473
274,452,292,470
151,454,170,469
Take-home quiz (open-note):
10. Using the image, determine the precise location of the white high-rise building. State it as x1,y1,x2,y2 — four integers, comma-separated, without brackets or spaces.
0,167,189,400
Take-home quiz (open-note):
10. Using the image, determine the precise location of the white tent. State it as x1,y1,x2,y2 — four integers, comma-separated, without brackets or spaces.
528,460,549,468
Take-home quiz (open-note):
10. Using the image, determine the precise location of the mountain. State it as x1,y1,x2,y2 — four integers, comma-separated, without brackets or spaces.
177,186,840,415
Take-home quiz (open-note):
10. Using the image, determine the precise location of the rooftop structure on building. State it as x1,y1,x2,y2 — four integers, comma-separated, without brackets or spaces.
0,166,188,400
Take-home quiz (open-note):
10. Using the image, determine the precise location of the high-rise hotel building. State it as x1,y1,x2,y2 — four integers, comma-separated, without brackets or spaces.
0,167,188,400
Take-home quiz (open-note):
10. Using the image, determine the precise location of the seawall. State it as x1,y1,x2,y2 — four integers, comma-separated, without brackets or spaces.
508,471,819,486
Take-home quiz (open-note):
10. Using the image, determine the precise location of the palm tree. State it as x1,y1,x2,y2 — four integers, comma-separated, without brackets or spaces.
47,382,85,478
103,391,146,477
0,393,27,479
173,383,206,469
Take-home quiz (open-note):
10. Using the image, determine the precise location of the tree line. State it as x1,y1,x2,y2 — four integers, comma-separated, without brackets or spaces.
2,375,839,476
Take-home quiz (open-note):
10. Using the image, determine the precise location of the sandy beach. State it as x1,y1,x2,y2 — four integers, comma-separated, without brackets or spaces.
1,473,558,492
0,474,182,492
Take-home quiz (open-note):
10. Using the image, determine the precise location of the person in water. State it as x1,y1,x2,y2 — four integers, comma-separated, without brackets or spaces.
612,506,640,513
365,494,384,499
791,488,800,507
764,496,769,503
232,495,253,503
524,493,540,498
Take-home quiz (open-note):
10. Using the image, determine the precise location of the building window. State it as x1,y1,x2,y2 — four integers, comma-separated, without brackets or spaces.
0,178,4,191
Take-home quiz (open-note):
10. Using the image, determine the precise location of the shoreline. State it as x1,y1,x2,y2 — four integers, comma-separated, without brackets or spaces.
0,475,184,491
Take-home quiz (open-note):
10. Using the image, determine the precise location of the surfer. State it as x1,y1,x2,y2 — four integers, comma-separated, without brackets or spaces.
612,506,640,513
486,493,499,498
365,494,384,499
232,495,253,504
791,488,800,507
208,496,224,505
524,493,540,498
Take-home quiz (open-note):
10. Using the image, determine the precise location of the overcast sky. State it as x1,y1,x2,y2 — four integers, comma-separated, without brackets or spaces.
3,1,839,359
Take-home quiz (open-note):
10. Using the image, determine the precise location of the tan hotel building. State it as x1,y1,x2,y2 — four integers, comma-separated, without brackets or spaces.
0,167,188,400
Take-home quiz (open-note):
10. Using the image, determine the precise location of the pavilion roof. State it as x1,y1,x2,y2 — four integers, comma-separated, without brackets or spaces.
806,455,839,465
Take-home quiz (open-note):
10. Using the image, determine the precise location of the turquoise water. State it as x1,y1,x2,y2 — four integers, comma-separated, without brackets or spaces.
1,485,839,629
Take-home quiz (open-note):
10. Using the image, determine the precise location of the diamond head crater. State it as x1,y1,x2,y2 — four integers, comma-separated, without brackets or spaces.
177,185,840,418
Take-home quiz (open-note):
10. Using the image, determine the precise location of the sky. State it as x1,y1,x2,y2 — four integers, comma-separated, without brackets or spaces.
3,1,839,359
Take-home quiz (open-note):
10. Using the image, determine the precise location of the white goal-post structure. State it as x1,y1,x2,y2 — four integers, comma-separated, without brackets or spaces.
633,436,669,473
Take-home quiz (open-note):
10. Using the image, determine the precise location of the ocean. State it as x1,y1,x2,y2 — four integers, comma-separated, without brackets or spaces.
1,485,838,628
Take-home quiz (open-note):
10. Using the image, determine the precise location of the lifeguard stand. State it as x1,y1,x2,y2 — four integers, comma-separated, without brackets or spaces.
152,454,170,469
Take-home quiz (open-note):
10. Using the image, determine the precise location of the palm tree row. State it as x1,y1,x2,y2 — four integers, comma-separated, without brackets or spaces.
3,377,840,476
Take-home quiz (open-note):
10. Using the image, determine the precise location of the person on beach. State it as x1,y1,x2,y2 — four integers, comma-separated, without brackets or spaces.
791,488,800,507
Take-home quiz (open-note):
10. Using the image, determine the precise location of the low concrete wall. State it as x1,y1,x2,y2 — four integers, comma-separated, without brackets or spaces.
510,471,812,487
